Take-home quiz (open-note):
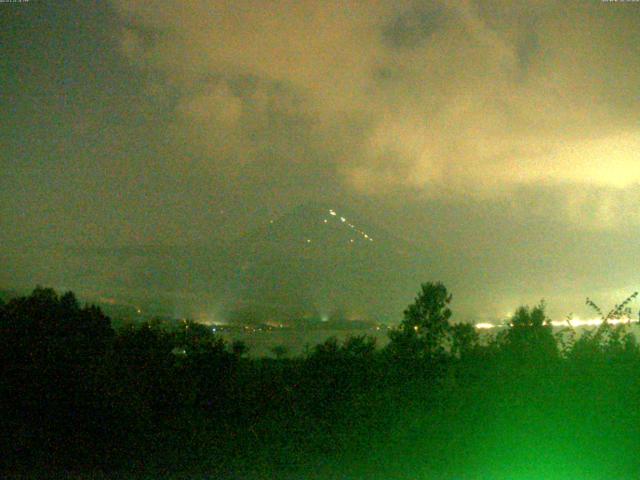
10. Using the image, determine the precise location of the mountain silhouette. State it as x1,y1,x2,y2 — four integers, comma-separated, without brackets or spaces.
225,201,430,323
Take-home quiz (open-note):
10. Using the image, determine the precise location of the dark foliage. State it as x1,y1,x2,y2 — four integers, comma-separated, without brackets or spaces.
2,284,640,478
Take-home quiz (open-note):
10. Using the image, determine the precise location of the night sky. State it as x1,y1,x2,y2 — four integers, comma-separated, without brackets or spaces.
2,0,640,321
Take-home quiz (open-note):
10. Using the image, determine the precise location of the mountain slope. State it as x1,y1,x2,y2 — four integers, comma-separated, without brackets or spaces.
225,201,431,323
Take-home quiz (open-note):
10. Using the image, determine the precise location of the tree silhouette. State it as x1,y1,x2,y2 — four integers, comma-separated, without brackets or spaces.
500,302,557,363
270,344,289,359
342,335,377,358
449,322,479,360
232,339,249,357
570,293,639,362
0,287,115,469
388,282,452,359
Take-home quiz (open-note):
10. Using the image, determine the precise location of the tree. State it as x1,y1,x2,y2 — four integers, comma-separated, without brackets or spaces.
270,344,289,359
231,339,249,358
570,293,639,362
500,302,557,363
388,282,453,359
342,335,377,358
449,322,479,360
0,287,114,467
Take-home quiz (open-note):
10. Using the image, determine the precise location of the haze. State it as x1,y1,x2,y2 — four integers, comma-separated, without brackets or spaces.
2,1,640,323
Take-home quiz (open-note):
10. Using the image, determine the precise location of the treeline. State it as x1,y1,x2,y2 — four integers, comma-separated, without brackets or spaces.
2,284,640,479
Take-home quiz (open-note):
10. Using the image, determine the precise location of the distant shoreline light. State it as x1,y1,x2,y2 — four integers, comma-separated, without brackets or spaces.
474,317,638,329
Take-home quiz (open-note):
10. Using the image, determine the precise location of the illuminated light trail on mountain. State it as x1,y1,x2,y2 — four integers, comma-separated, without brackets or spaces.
326,209,374,242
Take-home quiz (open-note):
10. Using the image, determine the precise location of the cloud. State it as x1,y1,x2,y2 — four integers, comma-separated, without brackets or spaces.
111,0,640,225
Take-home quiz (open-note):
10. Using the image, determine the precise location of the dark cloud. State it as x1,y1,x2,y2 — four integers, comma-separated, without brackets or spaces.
382,4,447,49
